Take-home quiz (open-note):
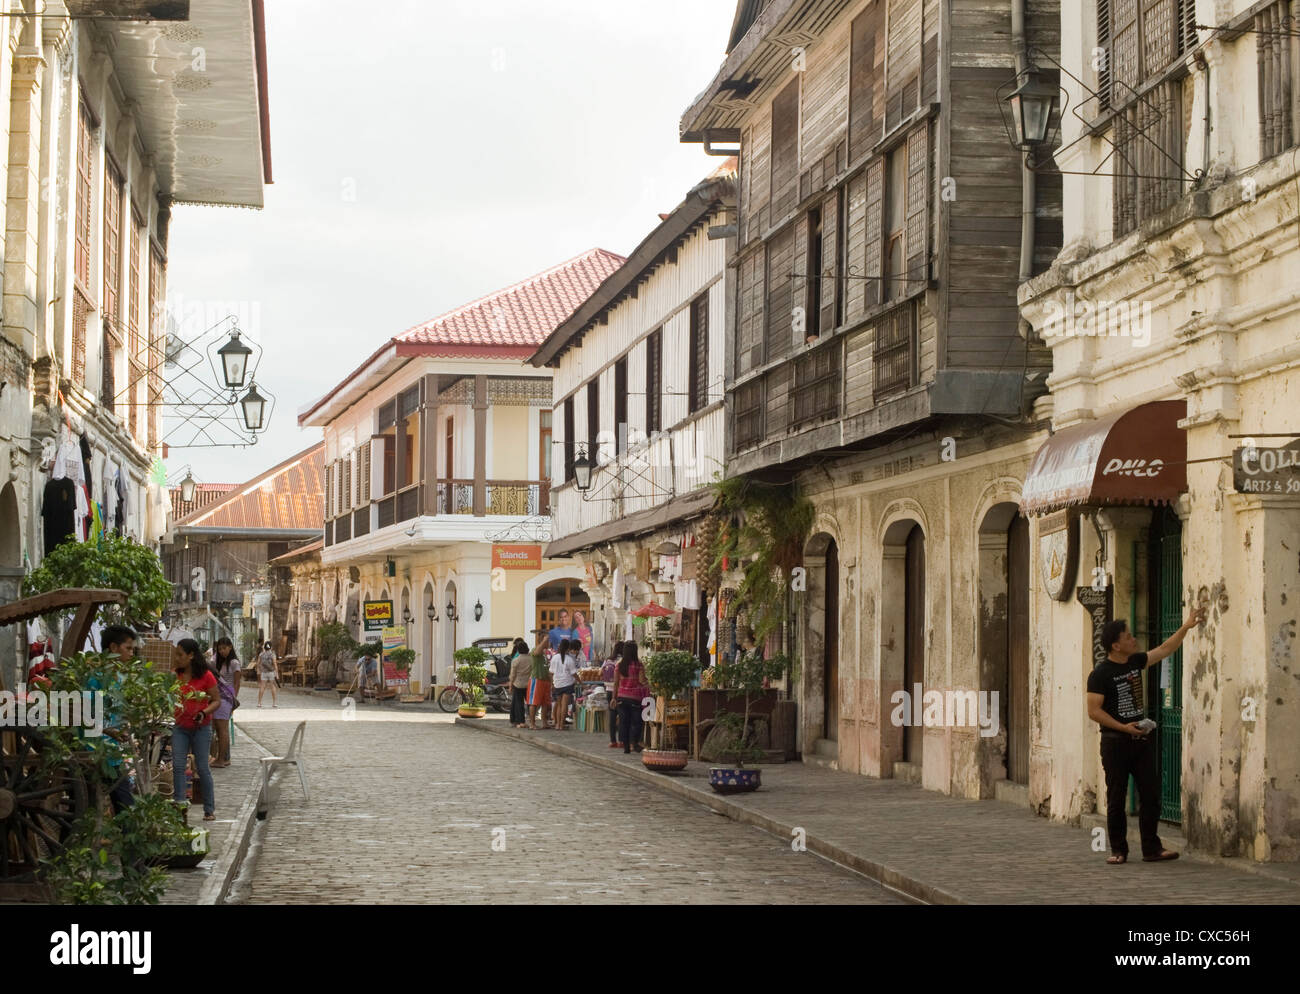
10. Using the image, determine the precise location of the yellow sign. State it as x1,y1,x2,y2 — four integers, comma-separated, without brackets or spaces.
363,599,393,632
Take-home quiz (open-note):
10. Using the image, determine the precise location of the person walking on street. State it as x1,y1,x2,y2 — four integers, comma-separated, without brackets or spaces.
527,645,553,729
603,641,623,749
550,638,580,730
257,641,280,708
1086,606,1206,864
210,637,241,767
509,639,532,727
614,642,648,754
171,639,220,822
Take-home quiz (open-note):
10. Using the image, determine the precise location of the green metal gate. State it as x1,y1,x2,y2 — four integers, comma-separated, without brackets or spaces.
1156,508,1183,823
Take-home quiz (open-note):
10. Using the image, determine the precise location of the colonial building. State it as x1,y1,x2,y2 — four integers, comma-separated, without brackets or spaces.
529,165,734,659
0,1,271,680
299,249,624,693
1018,0,1300,861
160,444,323,656
679,0,1062,798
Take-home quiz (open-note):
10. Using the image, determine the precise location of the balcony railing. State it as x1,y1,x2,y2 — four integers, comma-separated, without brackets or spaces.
873,299,917,399
436,479,547,516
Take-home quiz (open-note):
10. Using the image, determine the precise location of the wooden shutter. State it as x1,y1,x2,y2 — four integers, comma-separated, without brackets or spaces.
765,226,796,363
75,100,93,287
343,457,352,513
1112,0,1139,101
563,396,575,481
325,463,334,519
850,4,884,162
646,329,662,433
614,357,627,453
360,442,371,503
864,159,885,309
886,0,922,131
737,251,765,374
821,189,840,333
770,79,800,220
690,294,710,413
905,124,929,292
792,213,809,351
587,376,600,453
103,161,123,326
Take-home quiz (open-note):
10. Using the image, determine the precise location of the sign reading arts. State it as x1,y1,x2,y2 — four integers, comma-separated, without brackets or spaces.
363,599,393,633
1233,440,1300,495
492,544,541,570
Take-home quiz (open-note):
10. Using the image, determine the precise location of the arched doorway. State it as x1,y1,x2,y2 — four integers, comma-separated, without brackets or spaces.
978,502,1030,791
880,517,926,776
534,578,589,642
0,484,21,690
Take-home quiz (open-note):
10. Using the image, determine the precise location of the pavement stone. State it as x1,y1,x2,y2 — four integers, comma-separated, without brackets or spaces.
229,692,905,905
461,715,1300,905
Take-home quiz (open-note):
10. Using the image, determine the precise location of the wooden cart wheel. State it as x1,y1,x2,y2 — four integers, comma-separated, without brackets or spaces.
0,728,90,883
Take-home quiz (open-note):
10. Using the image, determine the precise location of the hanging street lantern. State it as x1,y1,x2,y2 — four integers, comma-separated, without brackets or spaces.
240,382,267,432
573,444,593,492
1007,67,1057,149
180,470,197,504
217,330,253,390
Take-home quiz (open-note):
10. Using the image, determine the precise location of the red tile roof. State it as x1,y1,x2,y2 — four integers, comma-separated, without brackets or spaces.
169,483,236,521
174,444,324,532
396,248,626,352
270,538,323,564
300,248,625,423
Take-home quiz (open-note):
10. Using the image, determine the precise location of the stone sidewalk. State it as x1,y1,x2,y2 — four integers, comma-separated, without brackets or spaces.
161,707,270,905
457,715,1300,905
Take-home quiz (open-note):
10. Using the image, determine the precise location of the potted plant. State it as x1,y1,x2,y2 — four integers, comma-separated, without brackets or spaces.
453,645,489,718
707,652,790,793
641,650,699,772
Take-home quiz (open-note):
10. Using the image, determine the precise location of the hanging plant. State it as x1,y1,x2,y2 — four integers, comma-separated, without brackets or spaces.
706,478,814,647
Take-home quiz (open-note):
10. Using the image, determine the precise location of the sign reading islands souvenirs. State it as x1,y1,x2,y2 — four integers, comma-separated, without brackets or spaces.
363,599,393,633
491,544,541,570
1077,584,1114,670
1233,440,1300,495
1037,509,1079,601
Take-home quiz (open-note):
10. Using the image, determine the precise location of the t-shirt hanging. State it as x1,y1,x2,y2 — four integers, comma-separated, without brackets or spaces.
41,478,77,554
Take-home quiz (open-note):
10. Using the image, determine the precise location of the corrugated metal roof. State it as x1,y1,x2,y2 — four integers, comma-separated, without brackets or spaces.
175,444,324,531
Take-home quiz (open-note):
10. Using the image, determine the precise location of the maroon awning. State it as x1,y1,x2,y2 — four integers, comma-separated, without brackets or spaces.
1020,400,1187,515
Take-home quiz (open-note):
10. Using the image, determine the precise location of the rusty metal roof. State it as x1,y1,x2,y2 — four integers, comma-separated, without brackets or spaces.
174,444,324,532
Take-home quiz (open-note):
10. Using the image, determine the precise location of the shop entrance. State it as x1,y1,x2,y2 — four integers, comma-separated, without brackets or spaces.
1152,506,1184,823
823,539,839,741
535,578,589,642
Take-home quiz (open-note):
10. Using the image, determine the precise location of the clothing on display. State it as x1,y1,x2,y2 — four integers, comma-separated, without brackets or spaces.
41,478,77,554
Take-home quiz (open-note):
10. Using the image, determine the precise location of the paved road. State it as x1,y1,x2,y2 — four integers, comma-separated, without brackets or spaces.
229,692,905,904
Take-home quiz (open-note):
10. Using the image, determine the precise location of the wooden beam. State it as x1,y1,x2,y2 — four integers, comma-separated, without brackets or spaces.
0,588,127,627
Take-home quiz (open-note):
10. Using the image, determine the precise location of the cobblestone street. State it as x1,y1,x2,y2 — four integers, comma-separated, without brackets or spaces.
229,693,905,904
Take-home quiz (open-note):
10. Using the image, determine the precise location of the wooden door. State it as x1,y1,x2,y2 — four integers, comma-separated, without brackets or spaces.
903,525,925,763
1007,513,1030,785
824,539,839,741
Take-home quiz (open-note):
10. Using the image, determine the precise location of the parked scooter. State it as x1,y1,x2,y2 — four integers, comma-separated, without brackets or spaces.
483,655,512,713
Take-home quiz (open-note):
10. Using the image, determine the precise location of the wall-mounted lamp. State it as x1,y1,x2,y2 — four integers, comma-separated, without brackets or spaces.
427,600,439,622
473,599,483,622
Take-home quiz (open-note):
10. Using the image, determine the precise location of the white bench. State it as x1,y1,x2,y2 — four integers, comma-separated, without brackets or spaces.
258,720,309,815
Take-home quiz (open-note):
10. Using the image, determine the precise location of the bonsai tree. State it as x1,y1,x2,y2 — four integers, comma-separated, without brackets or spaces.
714,652,791,769
644,650,699,703
453,645,489,707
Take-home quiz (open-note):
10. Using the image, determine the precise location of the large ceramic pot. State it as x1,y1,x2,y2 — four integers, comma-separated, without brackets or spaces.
709,767,761,794
458,705,487,719
641,749,689,773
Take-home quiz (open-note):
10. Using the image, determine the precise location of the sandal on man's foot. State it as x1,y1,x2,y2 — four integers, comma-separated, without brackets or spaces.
1106,854,1127,864
1143,850,1179,862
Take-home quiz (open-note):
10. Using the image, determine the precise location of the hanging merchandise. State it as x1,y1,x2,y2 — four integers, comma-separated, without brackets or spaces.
79,434,94,496
707,595,718,654
41,477,78,555
611,567,623,608
115,467,128,535
89,502,104,544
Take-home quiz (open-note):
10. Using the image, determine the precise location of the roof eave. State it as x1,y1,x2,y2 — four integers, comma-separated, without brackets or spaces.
530,176,735,368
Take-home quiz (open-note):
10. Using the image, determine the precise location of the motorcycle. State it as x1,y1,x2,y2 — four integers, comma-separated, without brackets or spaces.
483,655,512,713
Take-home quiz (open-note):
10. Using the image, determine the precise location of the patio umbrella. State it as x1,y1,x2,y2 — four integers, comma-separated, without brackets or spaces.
631,602,674,618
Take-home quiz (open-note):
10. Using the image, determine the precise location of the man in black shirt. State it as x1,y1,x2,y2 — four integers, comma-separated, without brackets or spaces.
1086,607,1205,864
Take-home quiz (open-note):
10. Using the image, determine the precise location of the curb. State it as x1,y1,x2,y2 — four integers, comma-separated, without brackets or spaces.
455,717,958,906
193,724,273,906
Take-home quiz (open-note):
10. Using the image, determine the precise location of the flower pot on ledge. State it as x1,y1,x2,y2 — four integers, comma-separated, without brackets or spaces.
641,748,689,773
458,705,487,718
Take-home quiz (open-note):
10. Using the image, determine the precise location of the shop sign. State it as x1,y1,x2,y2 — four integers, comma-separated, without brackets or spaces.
382,626,405,688
300,601,322,612
492,544,541,570
1038,510,1078,602
1077,584,1114,670
363,599,393,632
1233,441,1300,495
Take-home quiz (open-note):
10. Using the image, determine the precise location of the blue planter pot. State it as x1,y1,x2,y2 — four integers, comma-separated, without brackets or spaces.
709,767,761,794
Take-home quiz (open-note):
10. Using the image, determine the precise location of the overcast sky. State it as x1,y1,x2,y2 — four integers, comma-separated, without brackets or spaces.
166,0,736,484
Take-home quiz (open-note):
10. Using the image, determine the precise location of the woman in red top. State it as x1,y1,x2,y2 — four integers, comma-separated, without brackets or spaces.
615,642,648,754
172,639,220,821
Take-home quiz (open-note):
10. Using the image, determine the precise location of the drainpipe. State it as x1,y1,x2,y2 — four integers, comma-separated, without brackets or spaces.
1012,0,1036,281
